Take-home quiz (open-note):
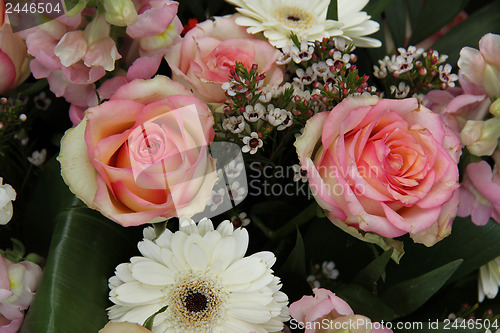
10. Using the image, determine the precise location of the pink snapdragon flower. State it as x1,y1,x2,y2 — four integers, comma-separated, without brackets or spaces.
424,73,491,135
0,256,43,332
458,33,500,98
458,150,500,225
290,288,393,333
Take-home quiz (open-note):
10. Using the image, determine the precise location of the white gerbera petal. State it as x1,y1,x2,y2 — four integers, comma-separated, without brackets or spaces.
131,260,175,285
228,0,379,48
108,218,288,332
478,256,500,302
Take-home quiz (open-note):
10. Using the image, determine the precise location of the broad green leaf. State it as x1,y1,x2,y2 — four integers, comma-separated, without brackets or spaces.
20,207,141,333
335,283,398,321
353,248,394,289
384,0,407,48
277,230,310,302
381,259,463,318
21,158,77,257
364,0,396,18
431,0,500,65
387,218,500,286
409,0,470,45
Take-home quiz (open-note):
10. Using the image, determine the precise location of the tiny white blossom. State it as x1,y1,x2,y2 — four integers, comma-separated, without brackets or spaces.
228,181,247,202
242,132,263,154
312,61,331,82
373,65,388,79
266,104,287,127
326,51,351,71
207,188,227,212
277,111,293,131
438,64,458,87
33,92,51,110
390,82,410,98
291,43,315,64
224,160,244,179
243,104,265,123
390,55,413,75
292,164,308,183
294,67,314,85
397,46,424,60
222,116,245,134
231,212,251,228
306,275,321,288
322,261,339,280
27,149,47,167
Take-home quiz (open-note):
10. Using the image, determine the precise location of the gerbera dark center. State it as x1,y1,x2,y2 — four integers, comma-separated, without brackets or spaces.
184,292,207,313
287,15,301,21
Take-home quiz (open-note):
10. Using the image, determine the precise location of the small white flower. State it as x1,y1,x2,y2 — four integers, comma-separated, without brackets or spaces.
231,212,251,228
266,105,287,127
373,65,388,79
306,275,321,288
397,46,424,60
33,91,51,110
321,261,339,280
438,64,458,87
108,219,289,332
242,132,263,155
292,164,308,183
224,160,244,179
276,50,293,65
390,82,410,98
228,181,247,202
291,43,315,64
312,61,331,81
207,188,227,212
221,82,237,96
0,178,16,225
222,116,245,134
243,104,265,123
478,256,500,303
326,51,351,71
27,149,47,167
390,55,413,75
277,111,293,131
19,114,27,122
294,67,314,85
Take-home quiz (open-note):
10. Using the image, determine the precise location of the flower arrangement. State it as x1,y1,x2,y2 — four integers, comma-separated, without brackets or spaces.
1,0,500,332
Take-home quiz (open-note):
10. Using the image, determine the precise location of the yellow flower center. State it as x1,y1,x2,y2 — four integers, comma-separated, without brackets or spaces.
275,6,315,30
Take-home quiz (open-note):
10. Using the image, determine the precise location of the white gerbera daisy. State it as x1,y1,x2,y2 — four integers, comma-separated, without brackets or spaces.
226,0,380,48
227,0,343,48
108,219,289,333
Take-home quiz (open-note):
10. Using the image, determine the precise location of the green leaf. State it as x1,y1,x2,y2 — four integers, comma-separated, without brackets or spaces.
409,0,470,45
277,229,310,302
335,283,398,321
327,0,338,20
387,218,500,286
353,248,394,289
21,158,77,257
381,259,463,318
364,0,396,18
384,0,407,48
143,306,168,330
431,0,500,65
20,207,141,333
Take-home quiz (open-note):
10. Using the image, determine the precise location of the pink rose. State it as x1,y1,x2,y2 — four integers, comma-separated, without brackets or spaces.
295,96,461,246
0,23,30,93
165,15,284,103
0,256,43,333
58,76,218,226
458,150,500,225
290,288,393,333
